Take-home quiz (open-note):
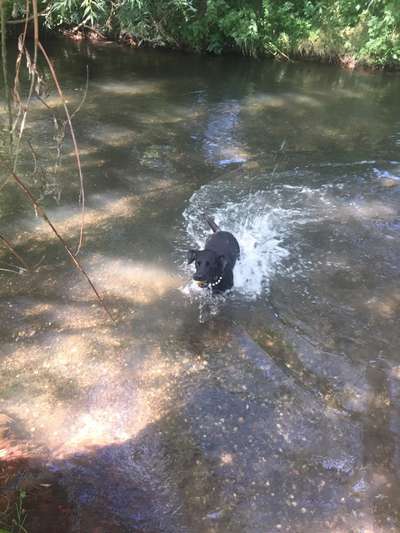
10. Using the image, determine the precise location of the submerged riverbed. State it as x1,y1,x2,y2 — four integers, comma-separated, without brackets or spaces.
1,38,400,532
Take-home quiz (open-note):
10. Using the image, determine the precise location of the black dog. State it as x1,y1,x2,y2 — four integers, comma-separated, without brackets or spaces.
187,217,240,293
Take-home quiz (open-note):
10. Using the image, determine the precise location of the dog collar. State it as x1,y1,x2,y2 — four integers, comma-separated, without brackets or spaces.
210,275,223,287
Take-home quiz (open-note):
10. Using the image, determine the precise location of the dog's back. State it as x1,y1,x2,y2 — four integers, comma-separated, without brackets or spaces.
206,231,240,267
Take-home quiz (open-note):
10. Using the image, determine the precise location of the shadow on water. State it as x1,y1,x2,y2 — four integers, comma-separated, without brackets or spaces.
2,310,400,533
1,285,400,532
362,361,399,530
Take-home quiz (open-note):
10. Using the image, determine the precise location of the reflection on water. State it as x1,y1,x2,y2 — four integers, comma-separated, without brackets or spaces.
1,37,400,532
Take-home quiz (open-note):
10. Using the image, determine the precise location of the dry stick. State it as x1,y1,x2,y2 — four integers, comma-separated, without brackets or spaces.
271,139,287,177
35,92,52,111
52,65,89,176
0,0,33,195
9,0,40,188
6,11,45,24
12,172,114,322
38,41,86,257
26,138,38,175
13,0,30,108
70,65,89,120
5,30,27,181
0,267,25,274
0,233,30,271
32,0,39,61
9,0,38,185
0,0,13,155
81,25,107,40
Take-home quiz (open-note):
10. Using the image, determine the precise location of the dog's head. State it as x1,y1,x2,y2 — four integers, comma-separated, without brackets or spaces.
187,249,227,288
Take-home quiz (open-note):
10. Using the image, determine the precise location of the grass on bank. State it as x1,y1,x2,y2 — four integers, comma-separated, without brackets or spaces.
4,0,397,69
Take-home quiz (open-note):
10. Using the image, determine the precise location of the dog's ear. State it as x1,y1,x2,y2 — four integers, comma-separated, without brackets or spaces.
187,249,198,264
218,255,228,270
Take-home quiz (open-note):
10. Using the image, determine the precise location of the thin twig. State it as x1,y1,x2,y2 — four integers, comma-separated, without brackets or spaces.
6,11,46,24
69,18,107,40
26,138,38,175
38,41,86,256
32,0,39,61
70,65,89,120
35,93,53,111
266,41,291,61
13,0,30,107
271,139,287,177
0,267,26,274
81,25,107,40
12,172,114,322
0,233,30,271
11,0,39,177
0,0,13,156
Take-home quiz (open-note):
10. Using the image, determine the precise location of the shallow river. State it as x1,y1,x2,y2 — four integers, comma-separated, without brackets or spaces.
1,38,400,532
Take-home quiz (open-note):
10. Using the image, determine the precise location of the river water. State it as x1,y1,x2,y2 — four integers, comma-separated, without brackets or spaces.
1,38,400,532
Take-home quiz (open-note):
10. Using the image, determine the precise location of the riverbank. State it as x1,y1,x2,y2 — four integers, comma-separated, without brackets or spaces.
2,1,399,70
41,0,400,71
63,26,400,72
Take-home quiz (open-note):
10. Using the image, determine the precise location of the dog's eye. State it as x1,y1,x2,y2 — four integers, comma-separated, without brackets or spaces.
196,260,201,266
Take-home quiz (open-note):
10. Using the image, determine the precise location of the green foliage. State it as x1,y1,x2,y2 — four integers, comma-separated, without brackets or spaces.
0,490,27,533
47,0,107,28
41,0,400,67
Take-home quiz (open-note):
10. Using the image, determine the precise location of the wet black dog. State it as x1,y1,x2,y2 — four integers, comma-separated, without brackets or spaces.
187,217,240,294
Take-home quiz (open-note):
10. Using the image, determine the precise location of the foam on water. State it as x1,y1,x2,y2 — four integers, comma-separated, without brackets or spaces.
182,186,293,300
180,163,399,303
214,198,290,297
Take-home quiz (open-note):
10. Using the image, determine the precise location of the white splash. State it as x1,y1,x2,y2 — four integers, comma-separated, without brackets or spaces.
180,162,397,305
182,188,291,299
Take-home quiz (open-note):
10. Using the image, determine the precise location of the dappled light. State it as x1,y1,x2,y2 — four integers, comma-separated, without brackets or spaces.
87,123,137,146
1,303,189,457
5,193,138,248
243,92,322,113
1,32,400,533
137,106,204,125
80,255,182,305
93,80,165,97
366,292,400,319
335,200,397,221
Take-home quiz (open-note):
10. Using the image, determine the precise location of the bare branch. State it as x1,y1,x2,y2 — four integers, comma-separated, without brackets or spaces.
0,0,13,155
0,233,30,271
13,0,30,107
71,65,89,120
12,172,114,322
0,267,27,274
6,11,46,24
11,0,39,179
0,3,112,323
38,41,86,256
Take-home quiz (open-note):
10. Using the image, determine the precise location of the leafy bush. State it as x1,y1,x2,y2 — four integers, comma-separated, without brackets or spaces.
39,0,400,68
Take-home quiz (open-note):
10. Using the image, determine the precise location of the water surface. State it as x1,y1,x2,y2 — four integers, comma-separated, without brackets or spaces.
1,38,400,532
